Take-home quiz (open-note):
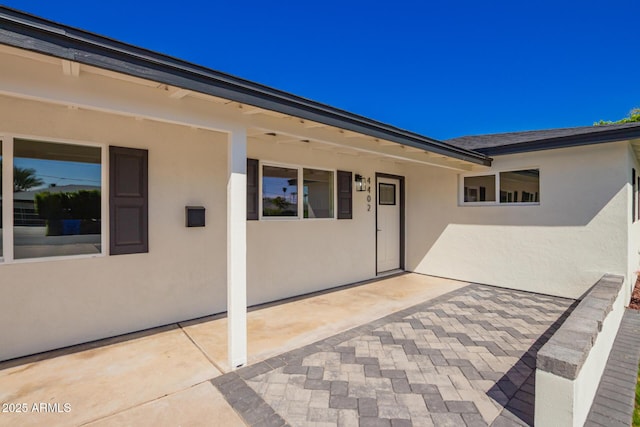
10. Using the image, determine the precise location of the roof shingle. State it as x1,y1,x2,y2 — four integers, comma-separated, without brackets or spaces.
446,122,640,155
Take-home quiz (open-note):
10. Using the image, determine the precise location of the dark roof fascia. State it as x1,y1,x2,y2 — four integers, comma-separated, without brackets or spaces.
475,126,640,156
0,7,491,167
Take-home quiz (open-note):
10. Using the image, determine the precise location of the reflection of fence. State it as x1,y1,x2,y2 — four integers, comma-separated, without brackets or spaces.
14,206,46,226
0,201,46,227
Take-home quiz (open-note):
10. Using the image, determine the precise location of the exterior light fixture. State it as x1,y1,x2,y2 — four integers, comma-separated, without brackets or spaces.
355,174,367,192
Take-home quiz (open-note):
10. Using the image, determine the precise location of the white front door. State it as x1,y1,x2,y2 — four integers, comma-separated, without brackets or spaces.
376,176,401,273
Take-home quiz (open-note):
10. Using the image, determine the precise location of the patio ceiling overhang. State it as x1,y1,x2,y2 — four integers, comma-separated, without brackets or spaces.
629,138,640,163
0,6,492,171
245,119,486,171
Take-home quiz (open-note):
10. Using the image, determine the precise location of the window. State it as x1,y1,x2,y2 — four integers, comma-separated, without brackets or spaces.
463,175,496,202
262,165,298,217
461,169,540,205
0,137,150,263
13,139,102,259
499,169,539,204
261,163,335,219
303,168,333,218
379,183,396,205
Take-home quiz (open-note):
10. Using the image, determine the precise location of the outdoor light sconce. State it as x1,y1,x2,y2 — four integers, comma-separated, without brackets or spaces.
185,206,206,227
355,174,368,192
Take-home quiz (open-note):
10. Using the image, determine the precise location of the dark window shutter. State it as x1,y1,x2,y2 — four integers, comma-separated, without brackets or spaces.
247,158,259,220
337,170,352,219
110,146,148,255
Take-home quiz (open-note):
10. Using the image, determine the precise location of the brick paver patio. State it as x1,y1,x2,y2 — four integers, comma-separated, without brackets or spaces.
585,308,640,427
213,284,574,427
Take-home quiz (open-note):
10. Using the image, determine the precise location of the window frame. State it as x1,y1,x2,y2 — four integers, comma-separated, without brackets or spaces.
0,133,107,264
459,167,541,207
258,160,337,221
378,182,397,206
460,173,497,205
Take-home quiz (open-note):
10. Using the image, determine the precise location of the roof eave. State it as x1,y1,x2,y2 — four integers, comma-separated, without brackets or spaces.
476,127,640,156
0,6,491,167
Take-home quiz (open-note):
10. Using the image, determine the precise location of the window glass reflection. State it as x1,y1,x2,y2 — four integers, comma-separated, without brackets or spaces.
303,169,333,218
499,169,539,203
13,140,101,259
463,175,496,202
262,165,298,217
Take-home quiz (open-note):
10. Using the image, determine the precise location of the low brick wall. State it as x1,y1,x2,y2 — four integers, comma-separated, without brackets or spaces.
535,274,626,427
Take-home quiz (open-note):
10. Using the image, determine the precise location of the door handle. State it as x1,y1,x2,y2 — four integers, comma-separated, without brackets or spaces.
377,228,382,232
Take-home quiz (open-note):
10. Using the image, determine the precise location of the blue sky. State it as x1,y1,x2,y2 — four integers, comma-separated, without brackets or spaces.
3,1,639,140
13,158,101,190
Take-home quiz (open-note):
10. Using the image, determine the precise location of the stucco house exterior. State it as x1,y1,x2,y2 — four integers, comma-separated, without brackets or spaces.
1,6,640,401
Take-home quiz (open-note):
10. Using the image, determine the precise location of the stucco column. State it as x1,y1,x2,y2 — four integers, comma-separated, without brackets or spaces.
227,128,247,369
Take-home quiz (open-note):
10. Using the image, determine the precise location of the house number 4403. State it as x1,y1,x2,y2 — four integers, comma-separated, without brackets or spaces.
366,178,372,211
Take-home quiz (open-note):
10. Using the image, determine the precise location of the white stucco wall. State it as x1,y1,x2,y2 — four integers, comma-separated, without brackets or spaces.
0,97,229,361
572,284,626,426
246,140,404,305
0,93,411,361
534,279,627,426
406,142,630,298
2,48,410,361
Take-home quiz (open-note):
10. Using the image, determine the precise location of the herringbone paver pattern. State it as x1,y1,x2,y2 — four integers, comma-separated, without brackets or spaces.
214,284,574,427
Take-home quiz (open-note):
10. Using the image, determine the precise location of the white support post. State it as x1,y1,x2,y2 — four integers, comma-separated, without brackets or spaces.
227,128,248,369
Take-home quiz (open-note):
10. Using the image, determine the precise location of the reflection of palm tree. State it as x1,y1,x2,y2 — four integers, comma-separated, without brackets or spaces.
272,196,288,210
12,166,44,192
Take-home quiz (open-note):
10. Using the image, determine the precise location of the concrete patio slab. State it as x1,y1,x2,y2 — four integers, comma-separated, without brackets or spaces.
85,382,245,427
0,274,576,427
180,273,468,373
0,325,220,427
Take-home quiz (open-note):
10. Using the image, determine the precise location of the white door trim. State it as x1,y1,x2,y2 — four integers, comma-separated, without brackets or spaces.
375,173,404,275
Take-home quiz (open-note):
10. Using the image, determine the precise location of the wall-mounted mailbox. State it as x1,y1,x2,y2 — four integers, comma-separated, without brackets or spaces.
185,206,206,227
